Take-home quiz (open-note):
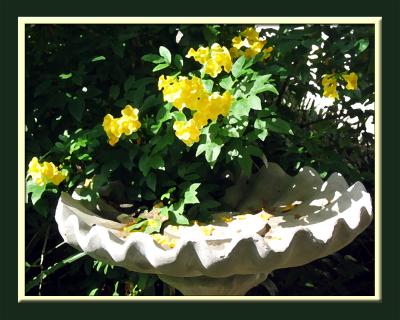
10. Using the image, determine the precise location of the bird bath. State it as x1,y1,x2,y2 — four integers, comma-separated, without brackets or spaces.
55,163,373,296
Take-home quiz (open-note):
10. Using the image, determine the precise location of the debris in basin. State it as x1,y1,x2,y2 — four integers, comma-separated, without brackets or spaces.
279,200,303,213
151,234,177,249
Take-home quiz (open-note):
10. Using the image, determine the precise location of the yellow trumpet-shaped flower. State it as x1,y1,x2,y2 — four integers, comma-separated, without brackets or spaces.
232,36,245,49
186,46,210,64
186,43,232,78
322,74,339,100
102,105,141,146
230,27,273,60
27,157,67,186
158,75,234,147
173,119,202,147
342,72,358,90
158,75,209,111
240,27,260,43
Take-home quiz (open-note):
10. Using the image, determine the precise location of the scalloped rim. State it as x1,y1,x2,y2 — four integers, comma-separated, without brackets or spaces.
55,163,373,278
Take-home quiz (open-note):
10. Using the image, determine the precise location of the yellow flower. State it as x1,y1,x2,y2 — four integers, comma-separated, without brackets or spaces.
204,59,221,78
232,36,245,49
27,157,67,186
192,111,209,128
206,91,233,120
102,105,141,146
262,46,273,60
229,47,244,59
186,46,210,64
210,43,232,73
186,43,232,78
322,74,339,100
158,75,234,147
173,119,202,147
342,72,358,90
241,27,260,42
158,75,208,111
230,27,273,60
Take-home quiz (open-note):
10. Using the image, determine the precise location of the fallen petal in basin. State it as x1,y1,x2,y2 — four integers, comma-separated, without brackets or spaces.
55,163,373,295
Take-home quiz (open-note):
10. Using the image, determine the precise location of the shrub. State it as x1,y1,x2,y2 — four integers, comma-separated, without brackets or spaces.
25,23,374,296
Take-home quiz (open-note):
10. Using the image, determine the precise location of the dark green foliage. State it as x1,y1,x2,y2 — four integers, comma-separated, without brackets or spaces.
25,24,374,296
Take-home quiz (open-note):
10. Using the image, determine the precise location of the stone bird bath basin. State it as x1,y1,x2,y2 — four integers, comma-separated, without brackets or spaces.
55,163,373,295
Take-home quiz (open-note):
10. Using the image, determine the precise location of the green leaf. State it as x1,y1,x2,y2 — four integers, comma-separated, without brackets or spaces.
109,85,120,100
238,151,253,176
142,94,161,110
91,56,106,62
112,282,120,296
144,218,163,234
205,142,222,167
59,73,72,80
232,56,246,78
173,54,183,70
151,106,173,134
254,118,268,141
146,172,156,192
67,97,85,122
203,25,220,44
171,110,186,121
183,183,201,204
171,199,185,216
124,219,147,232
132,85,146,106
27,182,46,205
151,132,174,155
221,123,244,138
159,46,172,65
124,76,136,92
202,79,214,93
152,63,170,72
229,99,251,119
168,207,190,225
161,187,176,201
139,154,151,176
149,154,165,171
265,118,294,135
141,54,164,63
219,76,234,90
92,174,108,191
247,95,262,110
196,143,207,157
250,75,278,95
247,145,264,158
177,162,203,179
355,39,369,53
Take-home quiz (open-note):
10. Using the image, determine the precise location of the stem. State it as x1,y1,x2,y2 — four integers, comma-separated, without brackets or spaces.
38,225,51,295
26,252,87,293
29,241,66,267
39,150,52,162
